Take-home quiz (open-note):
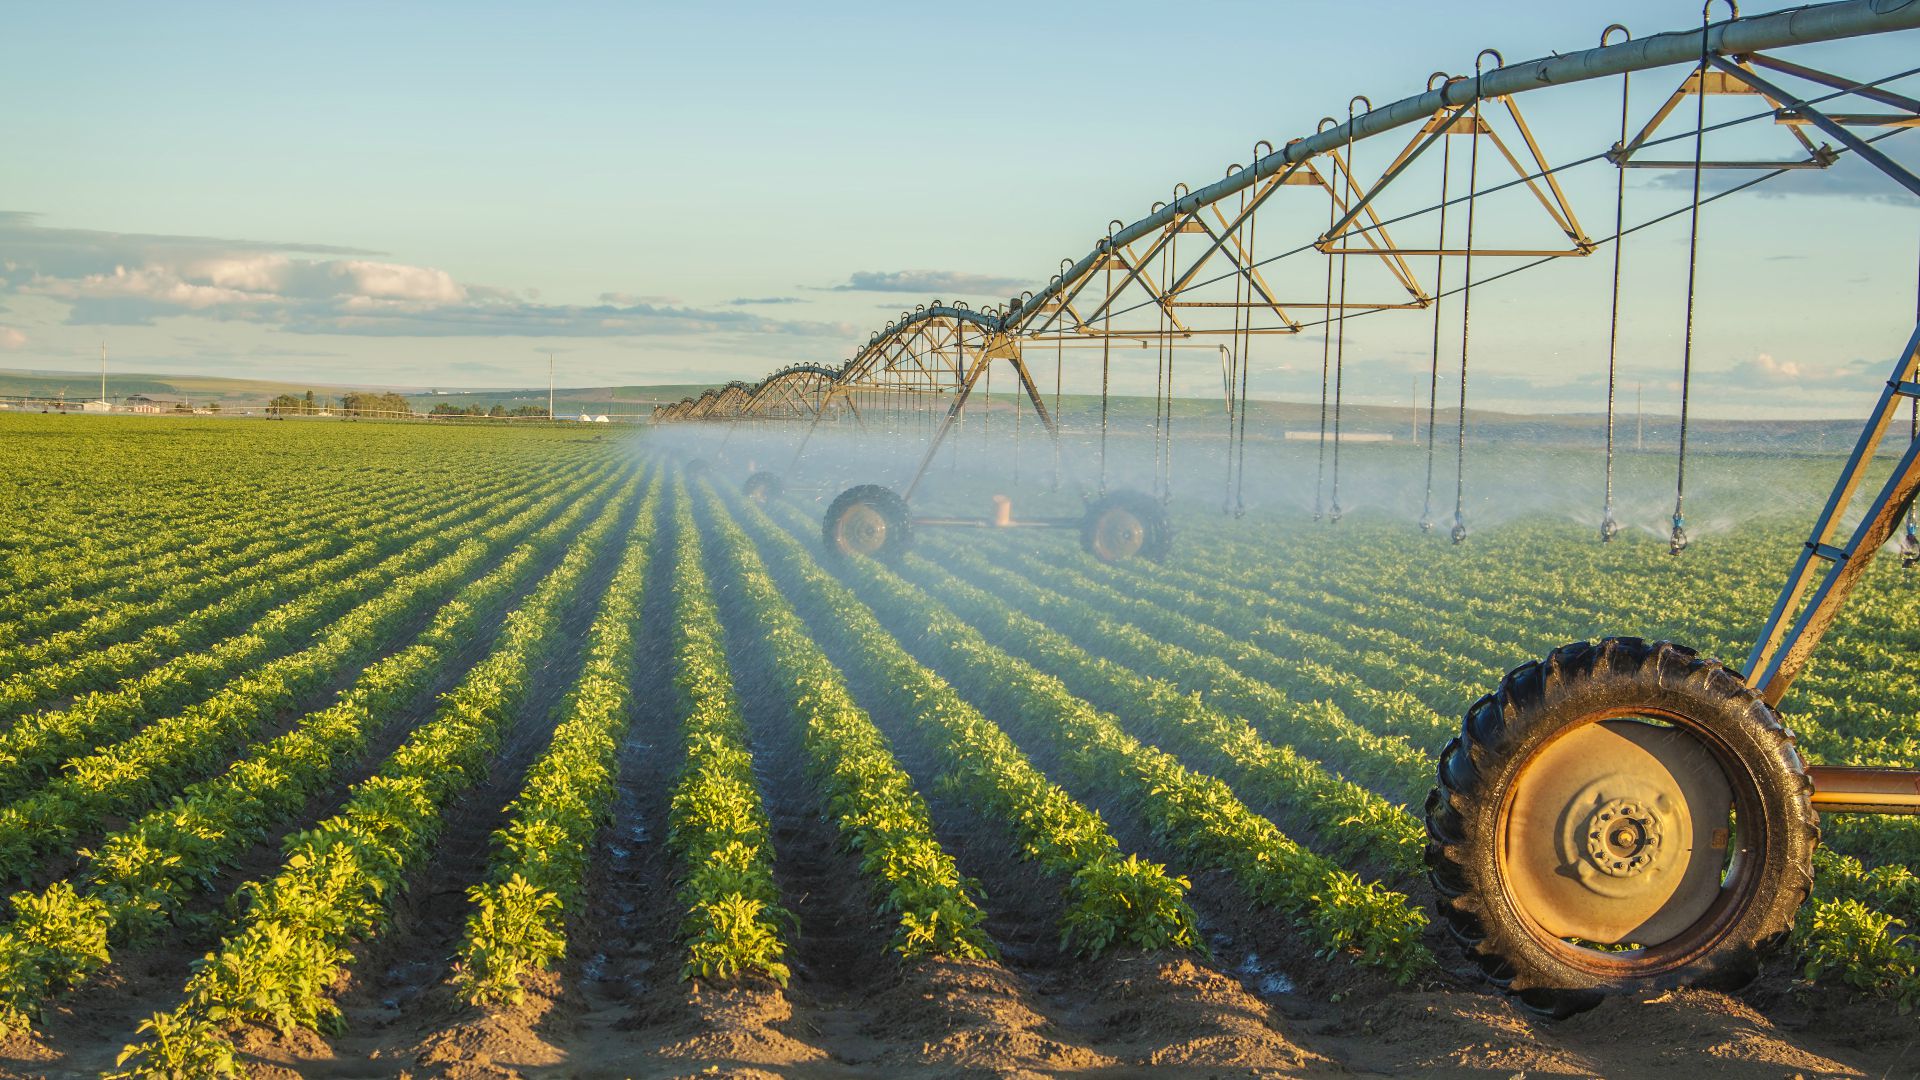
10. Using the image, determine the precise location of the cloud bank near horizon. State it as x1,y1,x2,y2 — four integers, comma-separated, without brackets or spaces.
0,212,853,340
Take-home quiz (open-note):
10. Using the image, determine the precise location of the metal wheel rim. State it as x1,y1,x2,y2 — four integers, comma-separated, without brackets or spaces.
1493,707,1765,978
834,503,889,556
1092,508,1146,561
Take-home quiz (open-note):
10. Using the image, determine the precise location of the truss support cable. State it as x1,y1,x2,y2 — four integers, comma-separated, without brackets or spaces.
1672,30,1712,558
1603,29,1631,544
1421,126,1453,533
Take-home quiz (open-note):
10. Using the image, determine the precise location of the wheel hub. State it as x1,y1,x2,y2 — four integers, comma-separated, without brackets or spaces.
1501,718,1734,946
1583,798,1662,878
835,504,888,555
1092,509,1145,561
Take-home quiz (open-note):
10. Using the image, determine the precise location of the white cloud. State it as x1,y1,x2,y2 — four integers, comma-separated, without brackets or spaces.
821,269,1028,296
2,212,844,340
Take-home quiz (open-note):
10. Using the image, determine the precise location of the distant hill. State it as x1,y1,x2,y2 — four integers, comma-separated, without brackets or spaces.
0,368,709,417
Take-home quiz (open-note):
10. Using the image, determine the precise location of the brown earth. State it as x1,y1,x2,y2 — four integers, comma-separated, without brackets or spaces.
0,495,1915,1078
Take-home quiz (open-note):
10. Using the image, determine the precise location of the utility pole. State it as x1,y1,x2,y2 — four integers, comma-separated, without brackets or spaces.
1636,382,1644,451
547,352,555,422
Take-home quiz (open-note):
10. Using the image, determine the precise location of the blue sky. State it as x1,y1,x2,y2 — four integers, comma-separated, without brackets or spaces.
1,1,1915,416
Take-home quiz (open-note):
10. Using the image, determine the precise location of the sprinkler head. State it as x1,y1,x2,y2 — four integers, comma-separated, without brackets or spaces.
1901,523,1919,568
1669,513,1689,556
1330,501,1344,524
1600,511,1620,543
1450,514,1468,545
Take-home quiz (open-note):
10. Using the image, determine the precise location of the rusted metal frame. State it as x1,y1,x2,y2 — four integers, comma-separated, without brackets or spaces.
1618,61,1828,167
1031,251,1131,338
1745,321,1920,703
1808,765,1920,814
1496,95,1594,245
1744,50,1920,114
1707,54,1920,198
903,351,995,500
1006,352,1060,437
1320,104,1466,245
1002,0,1920,334
1313,147,1429,297
1079,205,1210,325
1162,162,1310,299
1325,97,1591,258
1195,207,1301,329
1104,235,1192,333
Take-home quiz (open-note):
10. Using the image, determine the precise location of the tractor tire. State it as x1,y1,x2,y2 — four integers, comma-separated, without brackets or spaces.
822,484,911,562
742,472,783,503
1080,490,1173,563
1425,638,1816,1018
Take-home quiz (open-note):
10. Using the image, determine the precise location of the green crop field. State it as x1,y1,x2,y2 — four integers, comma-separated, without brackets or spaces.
0,413,1912,1078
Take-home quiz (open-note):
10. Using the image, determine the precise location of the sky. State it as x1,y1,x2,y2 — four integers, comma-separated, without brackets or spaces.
1,1,1915,417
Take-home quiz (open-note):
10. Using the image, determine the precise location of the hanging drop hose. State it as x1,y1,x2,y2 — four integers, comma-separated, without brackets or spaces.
1224,171,1247,515
1602,25,1631,544
1672,13,1717,558
1314,117,1337,522
1234,142,1268,519
1052,269,1064,494
1331,97,1368,525
1421,75,1454,535
1453,54,1496,546
1100,221,1121,496
1160,192,1182,505
1153,210,1169,501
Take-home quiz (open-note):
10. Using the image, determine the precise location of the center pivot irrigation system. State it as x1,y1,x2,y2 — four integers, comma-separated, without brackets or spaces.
658,1,1920,1015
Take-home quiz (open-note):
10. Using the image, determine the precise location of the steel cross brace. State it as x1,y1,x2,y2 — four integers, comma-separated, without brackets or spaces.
1746,321,1920,704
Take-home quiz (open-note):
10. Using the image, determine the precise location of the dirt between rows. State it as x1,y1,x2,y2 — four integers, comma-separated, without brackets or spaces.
2,492,1915,1077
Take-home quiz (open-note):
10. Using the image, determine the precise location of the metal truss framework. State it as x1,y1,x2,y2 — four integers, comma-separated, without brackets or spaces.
654,0,1920,450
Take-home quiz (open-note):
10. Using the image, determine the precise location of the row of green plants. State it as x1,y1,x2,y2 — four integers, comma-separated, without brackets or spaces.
0,431,565,622
700,484,994,963
733,495,1201,957
828,536,1430,979
979,519,1920,1001
0,476,536,730
108,468,643,1077
0,468,583,802
0,465,614,882
0,465,524,671
1155,524,1920,900
663,484,791,986
0,466,629,1036
454,473,663,1004
902,546,1425,882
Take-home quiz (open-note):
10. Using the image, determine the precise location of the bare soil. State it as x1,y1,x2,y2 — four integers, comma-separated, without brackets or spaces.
0,495,1914,1078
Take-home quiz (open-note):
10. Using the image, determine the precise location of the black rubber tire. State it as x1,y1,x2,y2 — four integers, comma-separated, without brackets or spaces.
1079,489,1173,563
1425,637,1816,1018
742,472,783,503
821,484,912,562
